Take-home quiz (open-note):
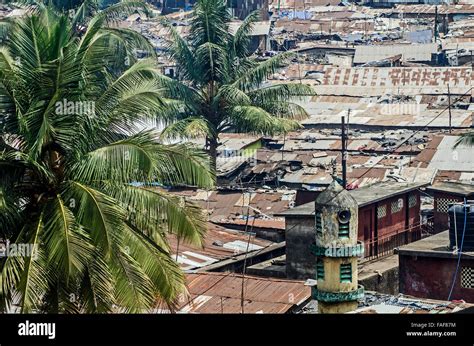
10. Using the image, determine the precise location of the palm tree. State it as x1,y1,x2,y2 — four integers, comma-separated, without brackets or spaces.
159,0,313,168
0,5,214,313
455,132,474,147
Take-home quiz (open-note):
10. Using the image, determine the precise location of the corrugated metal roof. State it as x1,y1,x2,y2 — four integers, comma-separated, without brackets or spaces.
299,101,473,128
166,188,296,228
178,272,311,313
278,181,426,216
168,223,272,270
229,20,271,36
317,66,473,95
427,136,474,172
271,0,343,8
426,181,474,196
353,43,437,64
393,4,474,14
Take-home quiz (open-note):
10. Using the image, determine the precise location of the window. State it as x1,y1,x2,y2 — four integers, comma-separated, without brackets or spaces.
340,263,352,283
461,267,474,289
338,220,349,238
409,193,417,208
391,198,403,214
316,261,325,280
437,198,459,213
315,212,323,235
377,205,387,219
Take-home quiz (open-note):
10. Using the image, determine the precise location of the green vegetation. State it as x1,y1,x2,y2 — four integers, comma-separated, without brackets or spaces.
0,3,214,313
159,0,314,168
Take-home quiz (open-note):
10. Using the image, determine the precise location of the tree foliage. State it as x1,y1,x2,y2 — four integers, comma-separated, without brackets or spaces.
159,0,314,165
0,4,214,313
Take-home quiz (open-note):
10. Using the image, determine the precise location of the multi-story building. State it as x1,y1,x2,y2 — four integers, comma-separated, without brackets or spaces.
228,0,270,20
160,0,269,19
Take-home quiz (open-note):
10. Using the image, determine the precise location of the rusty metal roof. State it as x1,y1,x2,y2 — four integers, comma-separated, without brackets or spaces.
178,272,311,313
354,43,437,64
168,223,272,271
426,181,474,196
169,189,297,223
316,66,473,95
278,181,426,216
393,4,474,15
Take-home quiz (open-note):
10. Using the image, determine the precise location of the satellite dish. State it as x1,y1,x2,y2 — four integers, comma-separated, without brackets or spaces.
338,210,351,224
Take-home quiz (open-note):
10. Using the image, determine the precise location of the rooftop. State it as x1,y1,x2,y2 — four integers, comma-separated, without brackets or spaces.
396,230,474,259
176,272,311,313
426,136,474,172
168,223,273,271
299,290,474,314
392,4,474,15
353,43,438,64
277,181,426,217
426,181,474,197
311,66,474,96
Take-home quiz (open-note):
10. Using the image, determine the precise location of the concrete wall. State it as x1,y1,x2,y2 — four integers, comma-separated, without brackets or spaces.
399,254,474,302
286,217,316,280
360,267,399,295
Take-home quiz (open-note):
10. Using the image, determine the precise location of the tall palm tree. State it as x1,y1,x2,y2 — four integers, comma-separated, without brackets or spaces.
0,5,214,313
159,0,313,168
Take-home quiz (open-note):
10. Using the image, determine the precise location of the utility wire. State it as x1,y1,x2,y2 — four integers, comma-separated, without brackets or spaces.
447,199,468,301
307,86,474,204
173,80,473,312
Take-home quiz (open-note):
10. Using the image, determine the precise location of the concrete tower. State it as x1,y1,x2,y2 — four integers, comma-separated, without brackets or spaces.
311,181,364,313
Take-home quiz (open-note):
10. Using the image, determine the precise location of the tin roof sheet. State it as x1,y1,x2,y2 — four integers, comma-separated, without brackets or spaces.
168,223,272,270
178,272,310,313
353,43,437,64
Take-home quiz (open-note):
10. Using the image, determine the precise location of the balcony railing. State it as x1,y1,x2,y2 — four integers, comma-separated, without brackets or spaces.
362,218,433,261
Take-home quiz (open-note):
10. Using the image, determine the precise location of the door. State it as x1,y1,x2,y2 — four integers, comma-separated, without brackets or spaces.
363,209,374,257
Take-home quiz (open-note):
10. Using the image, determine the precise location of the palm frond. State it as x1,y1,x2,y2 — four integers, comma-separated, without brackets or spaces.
42,195,92,281
17,212,51,313
160,117,214,141
229,10,259,59
229,105,301,135
454,132,474,148
105,184,207,246
65,181,126,255
233,52,294,92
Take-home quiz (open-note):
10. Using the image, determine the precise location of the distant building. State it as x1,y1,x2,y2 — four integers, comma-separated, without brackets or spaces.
398,229,474,303
426,182,474,234
160,0,197,13
278,182,426,279
365,0,445,8
159,0,270,19
353,43,439,66
228,0,270,20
